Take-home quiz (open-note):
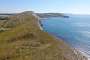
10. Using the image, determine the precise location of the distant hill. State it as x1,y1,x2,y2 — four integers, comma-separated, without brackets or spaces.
0,14,15,15
36,13,69,18
0,13,16,17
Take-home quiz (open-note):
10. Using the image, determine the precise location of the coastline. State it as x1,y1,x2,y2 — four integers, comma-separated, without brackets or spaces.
55,35,88,60
0,11,88,60
38,17,88,60
73,48,88,60
74,48,90,60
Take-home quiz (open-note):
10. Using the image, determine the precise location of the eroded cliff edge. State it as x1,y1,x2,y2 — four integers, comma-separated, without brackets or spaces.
0,11,87,60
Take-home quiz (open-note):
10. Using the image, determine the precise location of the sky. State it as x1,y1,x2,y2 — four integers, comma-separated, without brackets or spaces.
0,0,90,14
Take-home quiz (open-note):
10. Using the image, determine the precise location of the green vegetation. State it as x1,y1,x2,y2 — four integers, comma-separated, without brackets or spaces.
0,11,87,60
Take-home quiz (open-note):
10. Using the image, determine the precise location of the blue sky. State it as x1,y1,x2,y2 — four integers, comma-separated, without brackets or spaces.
0,0,90,14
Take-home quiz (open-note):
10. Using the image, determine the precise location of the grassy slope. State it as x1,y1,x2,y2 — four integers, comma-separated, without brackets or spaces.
0,12,86,60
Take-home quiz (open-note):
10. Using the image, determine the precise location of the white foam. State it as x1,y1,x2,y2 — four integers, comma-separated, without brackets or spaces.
74,48,89,60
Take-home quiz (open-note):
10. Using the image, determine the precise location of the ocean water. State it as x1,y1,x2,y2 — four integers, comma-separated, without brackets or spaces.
41,15,90,58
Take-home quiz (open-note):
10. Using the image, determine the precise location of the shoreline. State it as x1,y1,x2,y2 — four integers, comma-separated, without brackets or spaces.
74,48,90,60
34,14,88,60
73,48,88,60
55,35,88,60
39,24,88,60
36,14,88,60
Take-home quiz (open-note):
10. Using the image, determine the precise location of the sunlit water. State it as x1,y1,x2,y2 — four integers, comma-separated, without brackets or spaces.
41,15,90,59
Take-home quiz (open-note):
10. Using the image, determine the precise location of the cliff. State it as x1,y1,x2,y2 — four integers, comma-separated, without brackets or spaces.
0,11,87,60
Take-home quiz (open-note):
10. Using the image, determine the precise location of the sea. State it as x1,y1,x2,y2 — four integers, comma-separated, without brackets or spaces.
41,14,90,59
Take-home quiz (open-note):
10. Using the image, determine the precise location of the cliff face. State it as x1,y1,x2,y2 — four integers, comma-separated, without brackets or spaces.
0,11,87,60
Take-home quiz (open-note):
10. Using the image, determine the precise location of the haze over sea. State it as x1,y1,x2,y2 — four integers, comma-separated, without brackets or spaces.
41,14,90,59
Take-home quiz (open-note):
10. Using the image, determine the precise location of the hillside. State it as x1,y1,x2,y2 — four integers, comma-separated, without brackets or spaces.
0,11,87,60
36,13,69,18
